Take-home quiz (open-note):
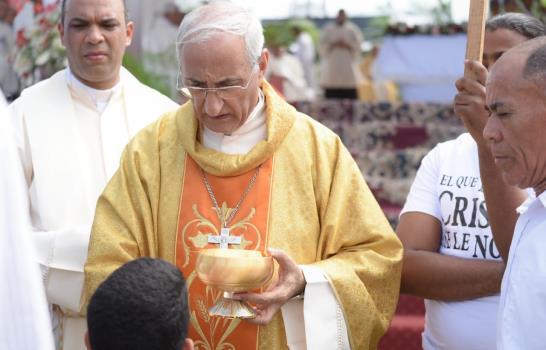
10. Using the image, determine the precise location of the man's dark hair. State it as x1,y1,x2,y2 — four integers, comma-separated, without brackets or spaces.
87,258,189,350
60,0,128,25
486,12,546,39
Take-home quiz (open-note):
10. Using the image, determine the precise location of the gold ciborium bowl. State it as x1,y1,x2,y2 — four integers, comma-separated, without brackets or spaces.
196,249,273,318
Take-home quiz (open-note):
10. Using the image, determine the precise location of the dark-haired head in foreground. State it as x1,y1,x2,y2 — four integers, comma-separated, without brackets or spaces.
86,258,193,350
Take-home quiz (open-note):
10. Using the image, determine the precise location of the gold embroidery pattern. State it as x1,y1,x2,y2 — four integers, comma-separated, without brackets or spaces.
182,203,261,263
181,202,262,350
187,271,241,350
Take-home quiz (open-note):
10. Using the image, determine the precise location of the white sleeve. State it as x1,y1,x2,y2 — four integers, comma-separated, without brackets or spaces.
9,98,89,313
33,226,90,311
400,144,442,221
281,265,350,350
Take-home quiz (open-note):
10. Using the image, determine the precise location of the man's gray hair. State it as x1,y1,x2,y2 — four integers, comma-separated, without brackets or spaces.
486,12,546,39
522,37,546,90
176,1,264,69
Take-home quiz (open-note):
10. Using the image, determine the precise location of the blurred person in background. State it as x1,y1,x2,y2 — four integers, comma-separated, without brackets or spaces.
319,9,363,99
0,0,19,99
266,43,310,103
290,24,315,98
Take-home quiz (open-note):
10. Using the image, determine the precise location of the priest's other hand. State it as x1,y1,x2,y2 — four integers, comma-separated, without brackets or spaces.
454,59,489,146
233,248,306,325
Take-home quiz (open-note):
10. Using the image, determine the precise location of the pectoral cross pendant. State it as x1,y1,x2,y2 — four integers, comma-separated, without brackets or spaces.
208,227,241,249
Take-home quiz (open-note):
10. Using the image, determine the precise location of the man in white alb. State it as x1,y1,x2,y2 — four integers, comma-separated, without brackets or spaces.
319,9,363,99
8,0,178,349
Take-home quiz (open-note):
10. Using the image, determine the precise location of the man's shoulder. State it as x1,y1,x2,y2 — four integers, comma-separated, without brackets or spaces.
131,79,172,102
431,133,476,156
126,108,179,150
322,22,337,32
422,133,478,174
11,70,68,114
347,21,361,30
293,112,338,137
18,70,67,99
122,68,177,105
288,112,342,152
300,32,313,42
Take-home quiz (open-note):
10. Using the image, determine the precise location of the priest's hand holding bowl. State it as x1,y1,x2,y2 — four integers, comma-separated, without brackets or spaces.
232,248,306,325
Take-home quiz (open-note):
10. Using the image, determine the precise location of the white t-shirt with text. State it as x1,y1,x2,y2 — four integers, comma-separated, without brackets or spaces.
401,133,500,350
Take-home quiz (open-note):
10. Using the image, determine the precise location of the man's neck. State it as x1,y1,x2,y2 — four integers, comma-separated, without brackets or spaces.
68,67,120,91
66,68,122,113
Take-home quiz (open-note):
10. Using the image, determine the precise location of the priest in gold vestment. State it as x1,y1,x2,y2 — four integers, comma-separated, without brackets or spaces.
84,3,402,349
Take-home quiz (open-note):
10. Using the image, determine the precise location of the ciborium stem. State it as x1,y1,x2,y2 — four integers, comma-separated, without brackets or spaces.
208,292,256,318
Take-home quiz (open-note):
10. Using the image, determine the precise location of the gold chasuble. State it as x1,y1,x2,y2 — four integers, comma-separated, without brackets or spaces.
85,81,403,350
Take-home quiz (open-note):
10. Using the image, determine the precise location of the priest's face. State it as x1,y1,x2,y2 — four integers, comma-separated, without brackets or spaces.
180,33,267,134
59,0,134,89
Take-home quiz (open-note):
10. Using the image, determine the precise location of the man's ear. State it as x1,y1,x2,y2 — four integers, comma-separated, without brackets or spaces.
84,330,92,350
125,20,134,47
182,338,194,350
258,49,269,80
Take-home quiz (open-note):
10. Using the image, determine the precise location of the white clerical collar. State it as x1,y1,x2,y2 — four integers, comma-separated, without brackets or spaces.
202,89,267,155
66,67,122,114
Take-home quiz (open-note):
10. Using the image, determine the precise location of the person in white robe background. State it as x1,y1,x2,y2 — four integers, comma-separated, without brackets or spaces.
319,9,363,99
0,0,19,100
8,0,178,349
290,24,315,99
265,45,310,103
12,0,33,35
0,91,54,350
142,1,184,99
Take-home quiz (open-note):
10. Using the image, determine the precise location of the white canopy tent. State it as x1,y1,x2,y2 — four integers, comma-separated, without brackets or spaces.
373,34,467,103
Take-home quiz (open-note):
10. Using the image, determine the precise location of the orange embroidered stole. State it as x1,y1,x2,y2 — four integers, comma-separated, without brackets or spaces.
176,155,273,350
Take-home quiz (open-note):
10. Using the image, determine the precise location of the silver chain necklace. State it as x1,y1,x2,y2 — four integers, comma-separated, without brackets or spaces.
201,165,262,228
